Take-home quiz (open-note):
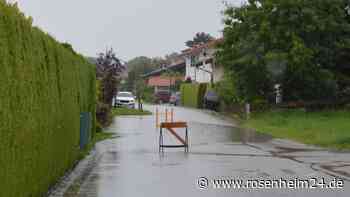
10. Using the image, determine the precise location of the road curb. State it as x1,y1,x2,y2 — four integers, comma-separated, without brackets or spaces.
47,149,98,197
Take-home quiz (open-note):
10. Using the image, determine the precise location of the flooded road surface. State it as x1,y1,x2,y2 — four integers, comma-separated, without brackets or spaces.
76,105,350,197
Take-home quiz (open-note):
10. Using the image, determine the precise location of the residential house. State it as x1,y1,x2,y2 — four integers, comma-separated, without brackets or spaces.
142,61,186,93
146,76,179,92
181,39,224,84
142,38,224,93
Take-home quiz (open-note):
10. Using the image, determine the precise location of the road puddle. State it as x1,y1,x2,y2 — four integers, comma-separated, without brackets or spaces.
188,121,273,145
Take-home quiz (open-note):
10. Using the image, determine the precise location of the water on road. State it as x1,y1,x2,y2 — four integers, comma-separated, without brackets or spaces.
72,105,349,197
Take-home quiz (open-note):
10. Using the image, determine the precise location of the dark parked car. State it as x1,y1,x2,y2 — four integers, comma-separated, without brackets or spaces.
204,90,220,111
154,91,171,104
170,92,181,106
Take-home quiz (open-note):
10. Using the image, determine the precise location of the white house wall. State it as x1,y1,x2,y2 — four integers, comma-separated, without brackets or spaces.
185,47,222,83
185,58,195,80
196,63,213,83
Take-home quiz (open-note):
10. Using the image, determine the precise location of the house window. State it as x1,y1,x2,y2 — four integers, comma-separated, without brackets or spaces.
195,61,204,67
190,56,198,67
205,58,213,65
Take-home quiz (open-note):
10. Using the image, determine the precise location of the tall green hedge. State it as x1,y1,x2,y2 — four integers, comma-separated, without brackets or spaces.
0,2,95,197
180,83,208,108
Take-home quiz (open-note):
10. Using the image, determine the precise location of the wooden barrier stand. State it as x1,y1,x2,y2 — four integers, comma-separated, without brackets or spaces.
156,108,189,153
155,108,174,128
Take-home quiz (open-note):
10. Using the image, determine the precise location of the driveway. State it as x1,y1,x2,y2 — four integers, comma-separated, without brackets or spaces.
52,105,350,197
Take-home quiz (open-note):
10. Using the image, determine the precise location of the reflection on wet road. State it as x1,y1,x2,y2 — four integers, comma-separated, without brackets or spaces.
76,105,350,197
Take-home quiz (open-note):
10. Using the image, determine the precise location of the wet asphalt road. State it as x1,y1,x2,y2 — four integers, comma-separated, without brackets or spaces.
74,105,350,197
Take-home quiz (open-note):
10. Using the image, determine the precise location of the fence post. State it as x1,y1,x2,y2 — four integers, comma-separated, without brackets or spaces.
245,103,251,120
165,108,168,122
80,112,91,150
171,108,174,122
156,108,159,128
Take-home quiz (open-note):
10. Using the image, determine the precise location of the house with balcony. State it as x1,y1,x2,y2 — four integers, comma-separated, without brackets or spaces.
181,39,224,84
142,38,224,94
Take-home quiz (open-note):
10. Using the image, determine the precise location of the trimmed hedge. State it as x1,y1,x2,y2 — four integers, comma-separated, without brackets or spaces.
0,2,95,197
180,83,208,108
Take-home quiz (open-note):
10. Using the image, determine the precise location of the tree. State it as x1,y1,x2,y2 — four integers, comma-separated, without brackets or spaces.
186,32,214,48
215,71,239,105
135,79,146,110
161,70,183,91
125,56,170,91
165,52,181,64
216,2,273,102
217,0,350,102
96,48,124,106
95,48,124,127
126,56,158,90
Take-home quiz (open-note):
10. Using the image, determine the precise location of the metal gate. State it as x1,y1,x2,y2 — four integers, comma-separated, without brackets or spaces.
80,112,91,150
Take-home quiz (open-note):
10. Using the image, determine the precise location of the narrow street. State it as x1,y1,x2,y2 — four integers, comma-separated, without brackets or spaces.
4,2,350,197
69,105,349,197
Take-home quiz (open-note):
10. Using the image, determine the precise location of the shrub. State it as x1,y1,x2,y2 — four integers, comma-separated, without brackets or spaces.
143,86,154,103
215,71,239,105
283,68,337,102
180,83,208,108
181,84,199,108
198,83,208,108
0,2,95,197
96,102,112,128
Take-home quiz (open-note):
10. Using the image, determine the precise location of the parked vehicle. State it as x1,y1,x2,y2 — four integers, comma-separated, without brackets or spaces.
114,91,135,108
154,91,171,104
204,90,219,111
170,92,181,106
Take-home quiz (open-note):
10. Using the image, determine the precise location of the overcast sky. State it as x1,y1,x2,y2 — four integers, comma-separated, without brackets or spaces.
17,0,244,61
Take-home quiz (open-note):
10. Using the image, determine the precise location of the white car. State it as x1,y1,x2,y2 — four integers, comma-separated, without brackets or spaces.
114,92,135,108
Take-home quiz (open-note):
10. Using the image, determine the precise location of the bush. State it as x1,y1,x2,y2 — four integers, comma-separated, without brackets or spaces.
251,98,270,112
95,121,103,133
181,84,198,108
346,103,350,110
215,71,239,105
0,2,95,197
283,66,338,102
180,83,208,108
96,102,112,127
143,86,154,103
336,73,350,103
198,83,208,108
